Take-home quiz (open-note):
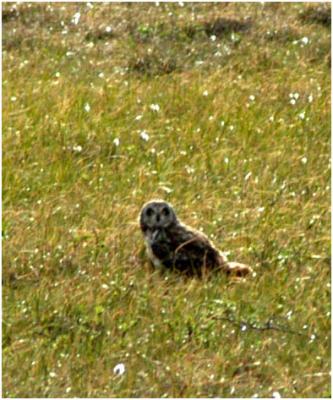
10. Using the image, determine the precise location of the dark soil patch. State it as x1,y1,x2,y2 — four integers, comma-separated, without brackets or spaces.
299,5,331,27
204,17,251,37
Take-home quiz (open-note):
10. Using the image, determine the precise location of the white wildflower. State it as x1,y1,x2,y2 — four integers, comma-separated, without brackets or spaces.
272,391,281,399
105,26,112,33
71,12,81,25
203,90,209,96
113,138,120,146
249,95,256,101
308,94,313,103
298,111,306,120
113,363,125,376
301,36,309,45
73,145,83,153
149,103,160,112
84,103,91,112
301,156,307,165
210,35,217,42
140,130,150,142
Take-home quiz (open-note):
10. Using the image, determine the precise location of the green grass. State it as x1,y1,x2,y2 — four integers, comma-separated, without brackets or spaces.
2,2,331,397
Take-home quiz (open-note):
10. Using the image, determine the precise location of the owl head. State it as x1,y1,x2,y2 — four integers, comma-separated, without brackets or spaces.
139,199,178,232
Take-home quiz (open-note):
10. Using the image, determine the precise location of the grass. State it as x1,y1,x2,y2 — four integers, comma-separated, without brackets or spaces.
2,2,331,397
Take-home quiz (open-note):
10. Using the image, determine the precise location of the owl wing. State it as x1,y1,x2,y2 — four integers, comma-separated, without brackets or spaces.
167,228,221,273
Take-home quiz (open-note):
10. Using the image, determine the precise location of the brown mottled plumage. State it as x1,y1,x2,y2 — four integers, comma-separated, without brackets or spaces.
139,199,252,277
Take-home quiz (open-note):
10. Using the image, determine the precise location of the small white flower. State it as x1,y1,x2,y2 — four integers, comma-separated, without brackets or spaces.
301,156,307,165
241,324,247,331
73,145,83,153
257,207,265,213
210,35,217,42
113,138,120,146
220,120,225,127
105,26,112,33
101,284,109,289
66,387,71,393
249,95,255,101
185,165,195,174
113,363,125,376
290,98,296,105
178,1,184,6
203,90,209,96
135,114,143,121
55,72,60,78
10,96,17,102
140,130,150,142
301,36,309,45
298,111,306,120
160,186,173,194
293,92,300,100
49,371,57,378
272,391,281,399
71,12,81,25
224,157,229,164
98,72,105,78
84,103,91,112
308,94,313,103
149,103,160,112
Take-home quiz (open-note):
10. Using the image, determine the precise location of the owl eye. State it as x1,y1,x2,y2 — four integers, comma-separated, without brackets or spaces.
162,207,170,216
146,207,154,217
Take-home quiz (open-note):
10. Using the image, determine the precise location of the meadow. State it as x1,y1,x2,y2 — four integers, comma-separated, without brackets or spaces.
2,2,331,397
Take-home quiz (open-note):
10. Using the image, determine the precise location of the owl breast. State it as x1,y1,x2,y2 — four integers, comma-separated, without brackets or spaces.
144,238,164,269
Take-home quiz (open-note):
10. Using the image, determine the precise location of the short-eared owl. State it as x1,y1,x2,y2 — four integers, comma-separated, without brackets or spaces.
139,199,252,277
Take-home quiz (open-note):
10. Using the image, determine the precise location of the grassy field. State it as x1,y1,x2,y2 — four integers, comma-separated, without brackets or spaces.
2,2,331,397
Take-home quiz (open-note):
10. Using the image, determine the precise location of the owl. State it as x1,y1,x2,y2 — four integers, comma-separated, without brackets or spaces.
139,199,252,277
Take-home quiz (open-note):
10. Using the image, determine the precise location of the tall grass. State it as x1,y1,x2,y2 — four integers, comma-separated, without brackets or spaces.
2,2,331,397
